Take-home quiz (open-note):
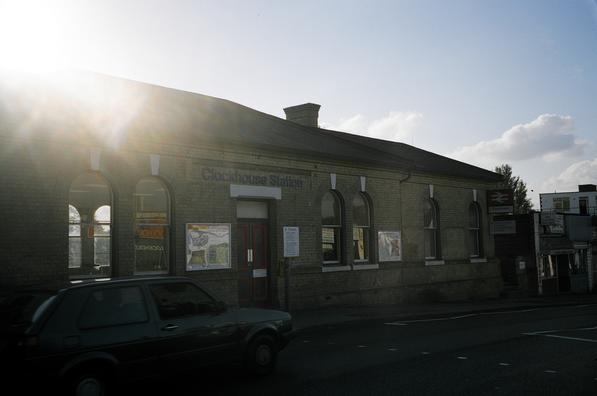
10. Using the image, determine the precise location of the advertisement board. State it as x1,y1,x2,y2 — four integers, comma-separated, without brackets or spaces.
186,223,231,270
378,231,402,262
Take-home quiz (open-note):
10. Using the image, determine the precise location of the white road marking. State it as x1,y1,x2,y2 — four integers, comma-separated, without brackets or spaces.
421,351,430,355
450,314,477,319
357,345,367,348
386,315,472,325
499,363,511,366
544,370,558,374
385,304,597,327
524,326,597,336
481,308,538,315
524,325,597,343
388,348,398,351
542,334,597,343
457,356,468,360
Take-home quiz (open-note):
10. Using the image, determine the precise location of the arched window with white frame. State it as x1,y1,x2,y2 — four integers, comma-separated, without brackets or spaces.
68,172,113,279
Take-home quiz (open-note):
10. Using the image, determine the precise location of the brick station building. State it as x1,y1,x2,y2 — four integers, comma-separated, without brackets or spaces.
0,71,503,309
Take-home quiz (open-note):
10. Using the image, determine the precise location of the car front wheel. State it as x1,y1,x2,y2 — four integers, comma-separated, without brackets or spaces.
245,334,278,375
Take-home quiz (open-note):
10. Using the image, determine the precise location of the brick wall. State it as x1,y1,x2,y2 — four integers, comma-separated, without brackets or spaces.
0,134,502,307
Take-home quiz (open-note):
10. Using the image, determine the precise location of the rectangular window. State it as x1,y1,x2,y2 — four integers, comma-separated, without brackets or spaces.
135,225,169,274
150,282,216,319
78,286,148,329
353,227,369,261
68,224,81,268
94,224,111,267
424,229,436,259
469,230,480,257
553,197,570,211
322,227,340,263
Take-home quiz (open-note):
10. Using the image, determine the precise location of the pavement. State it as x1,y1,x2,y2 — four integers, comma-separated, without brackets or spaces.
290,293,597,331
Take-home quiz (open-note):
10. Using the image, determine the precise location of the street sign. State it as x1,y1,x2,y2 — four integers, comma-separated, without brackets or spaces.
490,220,516,235
487,189,514,214
283,226,299,258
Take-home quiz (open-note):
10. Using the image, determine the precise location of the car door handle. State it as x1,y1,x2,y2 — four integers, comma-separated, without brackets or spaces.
161,324,179,331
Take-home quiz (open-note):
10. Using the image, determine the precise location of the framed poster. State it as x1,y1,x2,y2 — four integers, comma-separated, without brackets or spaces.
378,231,402,262
186,223,231,271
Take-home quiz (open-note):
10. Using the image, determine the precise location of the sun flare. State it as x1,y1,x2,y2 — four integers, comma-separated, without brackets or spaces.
0,1,69,74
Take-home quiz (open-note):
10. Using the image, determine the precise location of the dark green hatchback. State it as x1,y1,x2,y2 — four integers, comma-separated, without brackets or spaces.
0,276,294,396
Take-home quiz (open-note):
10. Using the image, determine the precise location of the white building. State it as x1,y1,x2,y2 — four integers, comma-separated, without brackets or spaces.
540,184,597,215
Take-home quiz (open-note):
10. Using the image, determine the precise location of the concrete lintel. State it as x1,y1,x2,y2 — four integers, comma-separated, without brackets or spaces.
230,184,281,200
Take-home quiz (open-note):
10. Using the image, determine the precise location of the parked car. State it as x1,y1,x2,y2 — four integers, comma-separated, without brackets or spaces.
0,276,294,395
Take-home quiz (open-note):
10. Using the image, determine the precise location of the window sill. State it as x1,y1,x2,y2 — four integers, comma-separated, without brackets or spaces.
135,270,169,275
425,260,445,266
470,258,487,263
322,265,351,273
353,263,379,271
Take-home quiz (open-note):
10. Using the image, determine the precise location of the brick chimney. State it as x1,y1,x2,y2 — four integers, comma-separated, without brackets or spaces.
283,103,321,128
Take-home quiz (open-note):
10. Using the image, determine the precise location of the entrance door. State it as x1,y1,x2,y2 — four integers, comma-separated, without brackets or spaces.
238,222,269,306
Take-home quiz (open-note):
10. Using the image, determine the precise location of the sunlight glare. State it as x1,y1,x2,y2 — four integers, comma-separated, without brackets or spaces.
0,1,69,74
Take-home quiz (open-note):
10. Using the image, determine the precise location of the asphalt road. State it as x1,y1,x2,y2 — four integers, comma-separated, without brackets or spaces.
135,304,597,396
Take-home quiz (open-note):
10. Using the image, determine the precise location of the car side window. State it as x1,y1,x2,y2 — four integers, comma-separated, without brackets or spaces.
150,282,216,320
78,286,149,329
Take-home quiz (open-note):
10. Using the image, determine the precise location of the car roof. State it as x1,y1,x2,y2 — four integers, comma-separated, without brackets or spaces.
66,276,195,290
3,276,197,295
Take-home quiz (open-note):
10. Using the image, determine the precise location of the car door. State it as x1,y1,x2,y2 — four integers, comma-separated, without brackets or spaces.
58,285,159,380
148,281,239,371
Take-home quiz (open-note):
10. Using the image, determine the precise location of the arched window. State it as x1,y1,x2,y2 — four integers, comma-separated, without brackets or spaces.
352,193,371,262
68,205,82,268
134,177,170,274
68,172,112,278
469,203,482,257
322,190,343,264
423,199,440,260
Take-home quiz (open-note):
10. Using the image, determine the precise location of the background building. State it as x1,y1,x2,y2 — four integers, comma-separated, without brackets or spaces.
538,185,596,294
0,71,504,309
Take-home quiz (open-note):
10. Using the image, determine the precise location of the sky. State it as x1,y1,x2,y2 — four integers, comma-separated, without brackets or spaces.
1,0,596,207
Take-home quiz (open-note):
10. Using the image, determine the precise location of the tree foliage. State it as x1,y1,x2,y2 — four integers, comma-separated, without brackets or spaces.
494,164,533,214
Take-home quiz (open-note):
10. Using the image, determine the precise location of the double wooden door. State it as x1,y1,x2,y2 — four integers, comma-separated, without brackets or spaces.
237,222,269,306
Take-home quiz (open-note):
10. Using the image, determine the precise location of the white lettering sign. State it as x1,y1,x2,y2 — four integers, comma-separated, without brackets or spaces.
283,227,300,258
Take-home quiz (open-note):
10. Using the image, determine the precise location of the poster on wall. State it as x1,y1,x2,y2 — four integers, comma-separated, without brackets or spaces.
378,231,402,262
186,223,231,271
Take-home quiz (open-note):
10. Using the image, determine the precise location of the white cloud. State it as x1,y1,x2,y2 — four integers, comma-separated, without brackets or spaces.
332,114,367,134
542,158,597,193
449,114,585,168
327,111,423,142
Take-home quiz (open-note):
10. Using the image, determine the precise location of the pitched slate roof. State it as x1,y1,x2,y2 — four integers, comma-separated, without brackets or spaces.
0,70,501,182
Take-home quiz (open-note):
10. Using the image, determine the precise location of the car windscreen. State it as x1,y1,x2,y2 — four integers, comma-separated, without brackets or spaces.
0,291,57,331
